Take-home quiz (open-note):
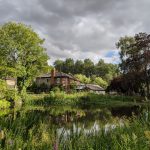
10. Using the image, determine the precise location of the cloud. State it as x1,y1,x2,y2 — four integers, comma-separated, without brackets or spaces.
0,0,149,65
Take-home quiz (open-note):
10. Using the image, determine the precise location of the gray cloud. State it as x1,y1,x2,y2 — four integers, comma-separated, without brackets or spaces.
0,0,150,64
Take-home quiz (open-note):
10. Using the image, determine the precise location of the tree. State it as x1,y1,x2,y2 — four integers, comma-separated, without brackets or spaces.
91,76,108,88
95,59,109,79
133,33,150,97
116,33,150,97
53,58,118,85
64,58,74,74
95,59,119,82
74,74,91,84
0,22,49,95
74,60,84,74
54,60,64,72
116,36,136,73
83,59,94,77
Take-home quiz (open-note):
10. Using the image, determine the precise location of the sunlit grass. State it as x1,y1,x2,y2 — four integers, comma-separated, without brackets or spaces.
25,92,144,107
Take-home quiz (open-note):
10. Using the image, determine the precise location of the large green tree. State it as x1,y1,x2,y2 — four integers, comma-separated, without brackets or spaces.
0,22,49,95
116,33,150,97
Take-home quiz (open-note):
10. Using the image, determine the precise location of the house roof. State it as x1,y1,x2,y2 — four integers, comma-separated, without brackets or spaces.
4,77,17,81
37,72,79,81
76,84,105,91
86,84,105,91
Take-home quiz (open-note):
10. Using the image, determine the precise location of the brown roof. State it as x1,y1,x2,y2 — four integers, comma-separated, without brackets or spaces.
76,84,105,91
4,77,17,81
86,84,105,91
38,72,79,81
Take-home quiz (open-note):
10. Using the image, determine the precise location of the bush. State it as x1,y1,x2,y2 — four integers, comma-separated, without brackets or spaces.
51,87,61,93
0,79,7,99
0,99,11,109
5,89,20,101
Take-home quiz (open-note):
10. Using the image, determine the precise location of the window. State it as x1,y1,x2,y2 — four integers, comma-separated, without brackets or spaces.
56,78,60,84
47,79,49,83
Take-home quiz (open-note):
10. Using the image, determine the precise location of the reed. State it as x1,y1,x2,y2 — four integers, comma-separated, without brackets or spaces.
0,106,150,149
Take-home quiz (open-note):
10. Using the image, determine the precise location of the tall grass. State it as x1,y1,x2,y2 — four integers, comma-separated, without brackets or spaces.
0,107,150,149
25,92,144,107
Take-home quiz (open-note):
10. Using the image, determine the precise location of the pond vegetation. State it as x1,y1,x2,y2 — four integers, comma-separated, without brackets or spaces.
0,105,150,149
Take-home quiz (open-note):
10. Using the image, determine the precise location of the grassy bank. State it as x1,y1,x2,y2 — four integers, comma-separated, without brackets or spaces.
25,92,145,107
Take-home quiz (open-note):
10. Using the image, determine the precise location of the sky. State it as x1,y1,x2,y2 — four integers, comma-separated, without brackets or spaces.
0,0,149,65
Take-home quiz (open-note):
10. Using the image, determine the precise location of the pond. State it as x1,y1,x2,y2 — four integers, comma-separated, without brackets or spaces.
0,105,148,149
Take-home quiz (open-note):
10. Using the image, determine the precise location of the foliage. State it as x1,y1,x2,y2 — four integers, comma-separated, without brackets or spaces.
0,22,49,95
1,104,150,149
0,99,10,109
74,74,108,88
75,74,91,84
25,92,87,105
114,33,150,98
24,92,142,107
51,86,61,93
91,76,108,88
0,79,20,103
5,89,21,102
0,79,7,99
54,58,119,83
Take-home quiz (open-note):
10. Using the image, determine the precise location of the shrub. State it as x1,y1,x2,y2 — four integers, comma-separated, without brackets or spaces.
51,87,61,93
0,79,7,99
0,99,11,109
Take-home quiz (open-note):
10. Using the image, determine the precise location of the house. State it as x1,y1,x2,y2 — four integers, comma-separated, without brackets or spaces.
76,84,105,94
5,77,17,89
36,69,80,91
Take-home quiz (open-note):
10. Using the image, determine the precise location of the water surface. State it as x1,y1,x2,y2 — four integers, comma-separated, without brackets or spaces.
0,105,147,149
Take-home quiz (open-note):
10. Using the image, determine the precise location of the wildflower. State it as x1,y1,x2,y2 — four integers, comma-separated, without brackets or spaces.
53,139,58,150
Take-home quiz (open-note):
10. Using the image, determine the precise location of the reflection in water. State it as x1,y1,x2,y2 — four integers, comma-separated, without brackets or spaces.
0,105,147,148
57,120,124,139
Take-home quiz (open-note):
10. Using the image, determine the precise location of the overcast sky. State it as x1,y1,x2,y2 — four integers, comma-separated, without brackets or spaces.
0,0,149,64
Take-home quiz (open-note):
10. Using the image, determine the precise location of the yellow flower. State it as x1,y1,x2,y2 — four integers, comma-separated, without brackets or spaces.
42,131,49,143
144,131,150,141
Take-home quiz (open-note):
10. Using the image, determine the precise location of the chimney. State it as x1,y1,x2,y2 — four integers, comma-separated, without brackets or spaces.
51,68,56,85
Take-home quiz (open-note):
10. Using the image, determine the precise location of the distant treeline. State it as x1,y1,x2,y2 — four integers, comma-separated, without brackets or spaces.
53,58,119,82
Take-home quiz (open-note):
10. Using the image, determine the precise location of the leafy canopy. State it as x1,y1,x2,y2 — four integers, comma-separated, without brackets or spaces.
0,22,49,94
